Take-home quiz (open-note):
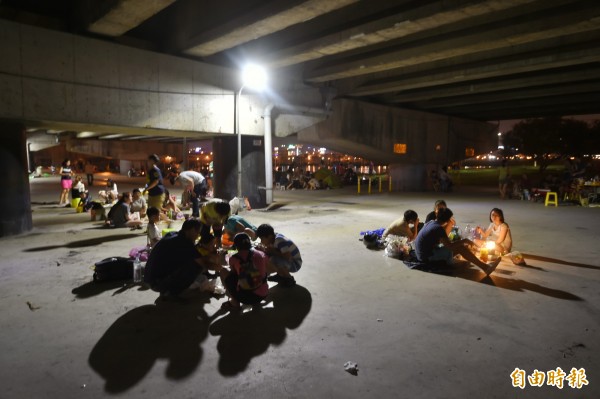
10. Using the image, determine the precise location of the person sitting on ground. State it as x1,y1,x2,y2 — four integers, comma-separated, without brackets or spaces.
146,206,162,249
77,190,91,212
414,208,500,276
306,174,320,190
220,232,269,311
196,233,222,273
474,208,513,255
144,219,204,301
162,189,181,216
382,209,420,242
130,188,147,219
72,176,85,199
224,214,257,242
256,223,302,287
105,192,143,229
425,199,447,223
200,200,231,246
176,170,208,218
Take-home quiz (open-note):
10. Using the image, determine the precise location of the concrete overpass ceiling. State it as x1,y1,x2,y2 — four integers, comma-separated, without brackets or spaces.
2,0,600,126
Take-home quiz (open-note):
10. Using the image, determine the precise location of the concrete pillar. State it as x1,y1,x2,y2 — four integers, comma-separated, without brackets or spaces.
388,163,428,191
0,120,33,236
212,136,266,209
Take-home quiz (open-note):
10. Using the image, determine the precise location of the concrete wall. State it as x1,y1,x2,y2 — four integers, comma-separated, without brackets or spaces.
0,19,326,139
0,121,32,235
0,19,230,134
298,98,496,190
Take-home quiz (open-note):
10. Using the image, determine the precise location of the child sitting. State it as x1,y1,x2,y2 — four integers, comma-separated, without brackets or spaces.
220,232,269,311
146,207,162,249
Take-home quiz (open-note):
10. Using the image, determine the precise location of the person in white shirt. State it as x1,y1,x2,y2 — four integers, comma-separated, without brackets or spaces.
176,170,207,218
146,207,162,248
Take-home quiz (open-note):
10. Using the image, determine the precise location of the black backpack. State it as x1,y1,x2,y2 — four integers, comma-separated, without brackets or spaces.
93,257,133,282
233,250,265,291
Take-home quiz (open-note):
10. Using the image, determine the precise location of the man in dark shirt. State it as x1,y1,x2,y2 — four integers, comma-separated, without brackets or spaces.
144,219,202,298
143,154,166,211
415,208,500,276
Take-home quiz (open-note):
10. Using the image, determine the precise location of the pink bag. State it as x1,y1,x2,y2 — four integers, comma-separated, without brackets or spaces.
129,246,149,262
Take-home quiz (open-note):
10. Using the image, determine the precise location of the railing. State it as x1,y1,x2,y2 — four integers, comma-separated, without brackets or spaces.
357,175,391,194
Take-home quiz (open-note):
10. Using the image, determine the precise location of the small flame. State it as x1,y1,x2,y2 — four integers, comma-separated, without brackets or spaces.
485,241,496,250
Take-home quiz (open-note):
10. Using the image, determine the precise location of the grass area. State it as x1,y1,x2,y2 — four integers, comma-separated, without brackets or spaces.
450,165,567,186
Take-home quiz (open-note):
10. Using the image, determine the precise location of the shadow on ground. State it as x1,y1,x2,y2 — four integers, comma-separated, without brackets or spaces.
72,280,150,299
210,284,312,376
23,234,141,252
88,294,215,394
522,253,600,271
87,285,312,393
450,266,584,301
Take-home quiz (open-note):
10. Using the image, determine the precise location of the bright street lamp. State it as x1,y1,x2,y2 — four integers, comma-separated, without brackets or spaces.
235,63,267,199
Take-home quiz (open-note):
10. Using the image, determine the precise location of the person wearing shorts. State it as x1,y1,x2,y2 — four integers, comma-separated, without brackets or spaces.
143,154,165,210
59,159,73,206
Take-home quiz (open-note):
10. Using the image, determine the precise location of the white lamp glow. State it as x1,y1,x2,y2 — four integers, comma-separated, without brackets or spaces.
242,63,267,91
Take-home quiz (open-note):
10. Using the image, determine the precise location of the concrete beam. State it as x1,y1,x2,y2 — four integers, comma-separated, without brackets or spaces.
389,68,600,103
87,0,176,36
265,0,539,68
436,92,600,120
183,0,359,57
305,3,600,82
415,81,600,109
351,42,600,96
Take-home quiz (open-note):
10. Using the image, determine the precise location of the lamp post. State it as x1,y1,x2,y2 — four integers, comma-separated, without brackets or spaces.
235,64,267,199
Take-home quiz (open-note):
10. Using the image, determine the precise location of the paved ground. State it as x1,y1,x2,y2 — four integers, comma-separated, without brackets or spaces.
0,174,598,398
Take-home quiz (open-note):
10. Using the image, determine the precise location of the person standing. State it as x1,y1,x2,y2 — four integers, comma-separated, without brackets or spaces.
58,159,73,206
176,170,208,218
498,159,510,200
84,162,95,186
143,154,166,211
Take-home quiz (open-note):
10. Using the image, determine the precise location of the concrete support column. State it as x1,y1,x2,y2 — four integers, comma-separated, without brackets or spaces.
212,136,266,209
0,120,32,236
388,163,428,191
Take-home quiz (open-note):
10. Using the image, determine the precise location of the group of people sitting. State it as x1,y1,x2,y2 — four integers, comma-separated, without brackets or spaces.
382,199,512,276
138,199,302,312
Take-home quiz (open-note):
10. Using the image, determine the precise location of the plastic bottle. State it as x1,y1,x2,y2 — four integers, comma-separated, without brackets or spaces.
464,224,471,239
133,255,142,283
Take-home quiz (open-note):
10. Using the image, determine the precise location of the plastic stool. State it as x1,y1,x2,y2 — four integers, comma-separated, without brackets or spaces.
544,192,558,207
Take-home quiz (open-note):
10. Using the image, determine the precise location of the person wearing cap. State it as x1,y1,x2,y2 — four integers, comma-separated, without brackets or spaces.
176,170,208,218
143,154,166,211
220,232,268,311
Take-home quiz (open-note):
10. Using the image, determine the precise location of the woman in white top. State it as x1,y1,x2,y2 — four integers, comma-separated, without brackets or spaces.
475,208,512,254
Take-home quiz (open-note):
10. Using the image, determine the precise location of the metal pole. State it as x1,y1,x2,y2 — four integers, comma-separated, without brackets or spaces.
236,86,245,199
264,104,274,205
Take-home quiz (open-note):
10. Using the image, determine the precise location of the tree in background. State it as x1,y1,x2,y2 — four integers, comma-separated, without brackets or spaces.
507,117,599,173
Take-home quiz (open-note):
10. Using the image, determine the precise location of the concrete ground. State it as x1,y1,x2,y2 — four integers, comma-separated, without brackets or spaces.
0,174,598,399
